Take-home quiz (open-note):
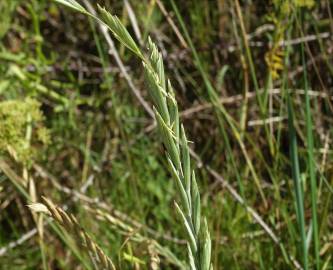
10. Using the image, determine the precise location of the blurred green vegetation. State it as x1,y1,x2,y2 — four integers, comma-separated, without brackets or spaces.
0,0,333,269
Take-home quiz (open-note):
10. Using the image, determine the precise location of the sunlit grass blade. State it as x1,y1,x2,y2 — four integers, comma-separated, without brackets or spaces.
97,5,143,59
54,0,87,13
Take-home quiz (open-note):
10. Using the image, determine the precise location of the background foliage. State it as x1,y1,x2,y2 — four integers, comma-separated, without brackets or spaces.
0,0,332,269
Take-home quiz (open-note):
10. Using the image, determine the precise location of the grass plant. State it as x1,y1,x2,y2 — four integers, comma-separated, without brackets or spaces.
46,1,212,268
1,0,332,269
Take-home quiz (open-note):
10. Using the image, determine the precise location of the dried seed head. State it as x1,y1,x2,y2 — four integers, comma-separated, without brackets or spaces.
28,197,116,270
27,203,50,215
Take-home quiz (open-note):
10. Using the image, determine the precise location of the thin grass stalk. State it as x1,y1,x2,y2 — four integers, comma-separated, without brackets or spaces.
299,9,320,269
233,0,277,157
274,17,297,265
170,0,267,207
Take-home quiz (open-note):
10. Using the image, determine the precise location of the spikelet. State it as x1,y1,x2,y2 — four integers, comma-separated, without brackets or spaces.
143,39,211,269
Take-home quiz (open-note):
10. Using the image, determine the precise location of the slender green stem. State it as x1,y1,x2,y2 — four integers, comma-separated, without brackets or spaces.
299,9,320,270
287,95,308,270
234,0,275,156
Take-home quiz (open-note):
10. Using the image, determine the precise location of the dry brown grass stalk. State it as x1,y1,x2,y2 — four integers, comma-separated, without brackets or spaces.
28,196,115,270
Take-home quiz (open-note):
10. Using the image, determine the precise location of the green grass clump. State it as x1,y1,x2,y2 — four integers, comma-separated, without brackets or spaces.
0,98,49,164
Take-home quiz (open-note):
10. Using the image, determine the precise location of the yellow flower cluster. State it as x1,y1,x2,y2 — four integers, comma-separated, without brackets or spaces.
266,0,314,79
